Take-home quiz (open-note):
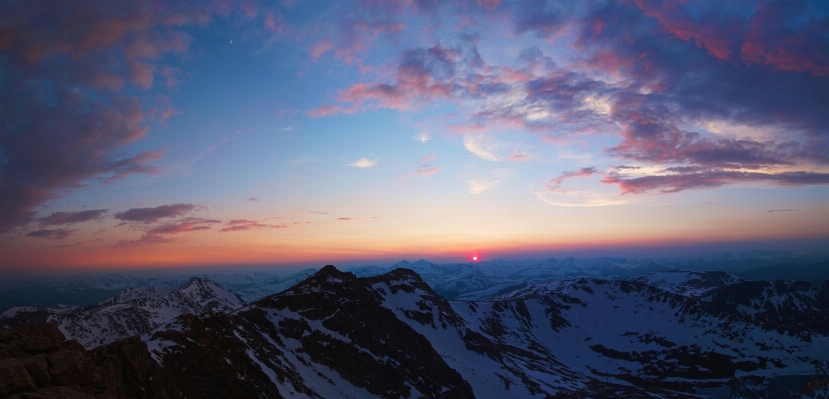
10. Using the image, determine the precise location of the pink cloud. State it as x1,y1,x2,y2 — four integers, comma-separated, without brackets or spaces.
548,167,600,191
476,0,501,11
634,0,733,60
419,155,437,163
311,39,334,61
219,219,288,232
416,167,440,176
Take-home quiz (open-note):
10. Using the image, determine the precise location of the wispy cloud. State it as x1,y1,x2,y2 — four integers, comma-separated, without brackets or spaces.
36,209,108,227
348,158,377,168
219,219,288,232
26,229,77,240
416,167,441,176
535,191,626,208
420,155,437,163
247,197,260,202
416,133,430,143
146,218,221,234
114,203,199,224
548,167,600,192
468,179,499,194
768,209,794,213
463,135,500,161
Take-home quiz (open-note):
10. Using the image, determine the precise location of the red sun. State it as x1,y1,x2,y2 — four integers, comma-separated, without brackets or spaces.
472,256,478,261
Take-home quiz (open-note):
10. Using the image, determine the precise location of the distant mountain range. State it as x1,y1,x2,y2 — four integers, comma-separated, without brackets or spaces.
2,249,827,312
347,250,829,300
0,268,317,312
1,277,245,348
3,265,829,398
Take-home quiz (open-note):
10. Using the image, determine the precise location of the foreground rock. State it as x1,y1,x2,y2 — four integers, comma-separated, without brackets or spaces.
0,322,171,398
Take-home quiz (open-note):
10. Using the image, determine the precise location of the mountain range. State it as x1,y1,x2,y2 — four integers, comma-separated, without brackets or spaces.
3,265,829,398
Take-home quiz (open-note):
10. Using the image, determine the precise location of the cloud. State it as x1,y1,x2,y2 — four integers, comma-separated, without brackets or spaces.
548,167,600,191
0,1,211,231
768,209,794,213
535,191,626,207
416,133,430,143
463,135,501,161
337,217,351,220
468,179,499,194
113,203,198,224
510,154,530,161
348,158,377,168
310,211,328,215
304,2,829,195
26,229,76,240
602,169,829,194
420,155,437,163
247,197,260,202
219,219,288,232
416,167,441,176
53,241,83,249
146,218,221,235
310,39,334,61
115,216,219,246
36,209,108,227
114,235,177,247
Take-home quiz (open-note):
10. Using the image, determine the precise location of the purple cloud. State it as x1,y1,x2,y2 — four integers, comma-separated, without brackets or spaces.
219,219,288,232
36,209,108,227
0,1,213,231
602,170,829,194
311,1,829,194
26,229,76,240
114,204,198,224
146,218,221,235
548,167,600,191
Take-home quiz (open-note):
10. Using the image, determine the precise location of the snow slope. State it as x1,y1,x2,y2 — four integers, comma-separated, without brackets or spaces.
140,266,829,398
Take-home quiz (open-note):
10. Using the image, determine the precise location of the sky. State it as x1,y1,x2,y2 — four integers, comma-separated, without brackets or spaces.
1,0,828,275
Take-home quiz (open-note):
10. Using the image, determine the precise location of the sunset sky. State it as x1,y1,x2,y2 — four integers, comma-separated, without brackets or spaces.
1,0,828,275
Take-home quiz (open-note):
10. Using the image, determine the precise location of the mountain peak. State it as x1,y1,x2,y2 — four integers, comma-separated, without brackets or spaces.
178,276,210,290
318,264,341,275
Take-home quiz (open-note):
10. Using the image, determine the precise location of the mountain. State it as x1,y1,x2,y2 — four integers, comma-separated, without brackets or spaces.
626,269,745,297
142,268,829,396
737,261,829,283
0,268,318,312
0,277,244,349
5,266,829,398
346,251,829,300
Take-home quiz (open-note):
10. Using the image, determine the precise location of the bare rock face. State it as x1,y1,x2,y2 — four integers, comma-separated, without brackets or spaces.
0,322,172,398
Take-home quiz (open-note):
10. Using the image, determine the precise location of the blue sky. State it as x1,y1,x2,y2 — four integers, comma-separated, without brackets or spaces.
1,0,828,273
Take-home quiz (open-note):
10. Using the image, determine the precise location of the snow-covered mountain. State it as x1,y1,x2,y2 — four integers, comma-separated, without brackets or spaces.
346,251,829,300
0,268,318,312
0,277,244,348
132,266,829,398
626,269,746,297
5,266,829,398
